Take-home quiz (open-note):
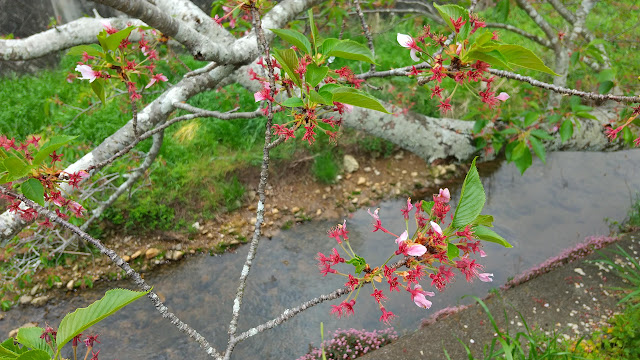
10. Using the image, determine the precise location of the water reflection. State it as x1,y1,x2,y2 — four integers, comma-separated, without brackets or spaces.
2,151,640,360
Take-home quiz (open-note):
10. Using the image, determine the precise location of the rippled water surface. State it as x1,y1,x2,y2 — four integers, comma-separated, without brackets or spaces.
2,151,640,360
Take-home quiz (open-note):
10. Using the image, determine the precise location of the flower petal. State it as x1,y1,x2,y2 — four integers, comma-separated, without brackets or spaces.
407,244,427,256
395,230,408,244
430,221,443,236
397,33,413,48
496,92,510,101
478,273,494,282
410,48,420,62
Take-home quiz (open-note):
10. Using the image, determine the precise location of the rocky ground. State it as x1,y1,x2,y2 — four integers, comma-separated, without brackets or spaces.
1,150,469,309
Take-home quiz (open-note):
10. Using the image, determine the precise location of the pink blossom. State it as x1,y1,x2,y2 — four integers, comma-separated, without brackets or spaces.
406,244,427,256
430,221,443,236
396,33,421,62
408,284,435,309
478,272,494,282
496,92,510,101
435,188,450,203
395,230,408,245
75,64,97,82
145,73,168,89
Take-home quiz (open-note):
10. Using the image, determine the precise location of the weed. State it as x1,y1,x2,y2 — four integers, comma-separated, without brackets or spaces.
312,152,340,184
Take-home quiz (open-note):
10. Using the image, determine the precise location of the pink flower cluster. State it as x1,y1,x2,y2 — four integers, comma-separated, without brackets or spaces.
320,188,494,324
71,22,168,102
296,328,397,360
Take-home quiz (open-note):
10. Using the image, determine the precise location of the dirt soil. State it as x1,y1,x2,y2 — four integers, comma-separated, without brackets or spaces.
2,150,469,309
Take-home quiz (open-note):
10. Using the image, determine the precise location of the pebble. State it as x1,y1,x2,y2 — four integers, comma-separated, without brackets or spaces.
30,285,39,296
271,208,279,214
351,198,359,204
31,296,49,307
18,295,33,305
172,251,184,261
292,207,301,213
66,280,75,291
394,151,404,160
131,250,142,259
145,248,161,259
123,255,131,262
357,177,367,185
343,155,359,173
363,167,372,172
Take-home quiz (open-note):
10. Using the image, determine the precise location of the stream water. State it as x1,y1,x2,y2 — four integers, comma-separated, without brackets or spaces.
2,150,640,360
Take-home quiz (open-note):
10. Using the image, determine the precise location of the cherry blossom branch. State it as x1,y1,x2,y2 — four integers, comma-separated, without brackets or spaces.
0,186,222,359
224,6,280,359
353,0,376,72
487,69,639,103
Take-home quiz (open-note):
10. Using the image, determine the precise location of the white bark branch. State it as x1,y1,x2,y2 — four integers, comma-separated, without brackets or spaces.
0,17,145,61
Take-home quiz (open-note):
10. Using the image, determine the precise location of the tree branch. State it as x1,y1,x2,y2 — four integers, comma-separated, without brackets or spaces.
485,22,552,48
0,17,145,61
514,0,558,45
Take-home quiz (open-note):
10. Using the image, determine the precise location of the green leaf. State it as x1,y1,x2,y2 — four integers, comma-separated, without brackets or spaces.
309,90,332,106
308,9,319,52
281,97,304,108
473,226,512,248
97,31,109,53
16,350,50,360
570,51,580,67
90,78,106,106
272,49,301,87
471,214,494,227
598,80,614,94
55,288,149,354
20,179,44,206
530,129,554,140
270,28,312,55
575,111,597,120
597,69,616,82
451,158,485,229
66,44,103,58
33,135,77,166
523,112,539,127
529,136,546,164
511,140,527,161
345,256,367,274
623,126,633,145
473,31,494,47
16,328,51,357
4,156,29,181
324,39,375,64
473,119,487,134
497,44,558,76
514,146,532,174
105,26,135,52
433,3,470,39
559,119,573,143
464,49,511,69
504,140,518,162
0,338,20,358
421,200,435,217
331,88,389,113
305,63,328,88
447,243,460,260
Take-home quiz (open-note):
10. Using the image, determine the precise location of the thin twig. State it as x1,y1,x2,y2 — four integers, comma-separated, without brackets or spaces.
184,62,218,78
353,0,376,73
224,6,281,360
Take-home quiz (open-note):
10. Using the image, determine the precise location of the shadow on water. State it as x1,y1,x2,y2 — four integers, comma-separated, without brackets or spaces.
2,150,640,359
